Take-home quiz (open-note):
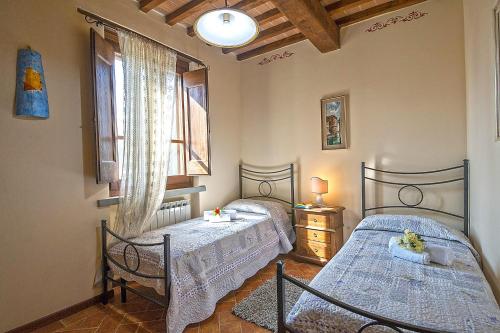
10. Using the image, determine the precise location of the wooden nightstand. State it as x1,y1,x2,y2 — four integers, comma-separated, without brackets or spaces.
292,206,345,266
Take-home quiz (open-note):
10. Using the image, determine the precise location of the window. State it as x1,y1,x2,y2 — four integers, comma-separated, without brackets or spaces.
109,56,192,196
91,28,210,197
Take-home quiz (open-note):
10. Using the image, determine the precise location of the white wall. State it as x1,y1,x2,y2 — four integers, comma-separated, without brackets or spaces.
0,0,241,331
240,0,467,238
463,0,500,301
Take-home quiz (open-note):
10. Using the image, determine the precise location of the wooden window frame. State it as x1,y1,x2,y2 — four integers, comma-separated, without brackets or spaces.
105,30,192,197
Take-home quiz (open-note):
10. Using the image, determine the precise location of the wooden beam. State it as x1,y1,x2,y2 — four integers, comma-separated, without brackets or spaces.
254,8,284,25
165,0,213,26
325,0,375,17
336,0,427,27
270,0,340,53
222,21,294,54
139,0,168,12
237,33,306,60
232,0,267,11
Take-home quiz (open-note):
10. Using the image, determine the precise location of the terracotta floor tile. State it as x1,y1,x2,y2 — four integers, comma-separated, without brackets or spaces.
124,309,164,323
219,322,241,333
214,302,235,313
139,319,167,333
116,323,139,333
218,311,240,325
95,313,124,333
36,255,320,333
32,321,65,333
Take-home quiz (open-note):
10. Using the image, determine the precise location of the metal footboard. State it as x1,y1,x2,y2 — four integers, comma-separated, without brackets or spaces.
276,261,447,333
100,220,171,331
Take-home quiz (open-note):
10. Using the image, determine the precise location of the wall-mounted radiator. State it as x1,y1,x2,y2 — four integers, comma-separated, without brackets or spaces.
145,199,191,231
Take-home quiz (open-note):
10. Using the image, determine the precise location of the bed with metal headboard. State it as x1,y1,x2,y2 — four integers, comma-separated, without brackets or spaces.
361,159,469,236
277,160,500,333
239,163,295,224
99,163,297,333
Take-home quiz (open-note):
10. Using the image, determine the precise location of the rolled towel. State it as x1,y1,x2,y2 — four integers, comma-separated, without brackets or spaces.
389,237,430,265
426,244,454,266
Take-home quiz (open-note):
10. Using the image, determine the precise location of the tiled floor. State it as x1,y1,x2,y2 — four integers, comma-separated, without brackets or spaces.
33,256,321,333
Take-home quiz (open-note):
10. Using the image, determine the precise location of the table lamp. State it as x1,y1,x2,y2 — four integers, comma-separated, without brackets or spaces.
311,177,328,207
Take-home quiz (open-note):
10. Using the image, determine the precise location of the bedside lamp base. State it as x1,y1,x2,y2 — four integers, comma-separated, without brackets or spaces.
315,194,326,207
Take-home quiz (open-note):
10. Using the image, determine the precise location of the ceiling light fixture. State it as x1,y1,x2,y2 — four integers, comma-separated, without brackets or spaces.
194,0,259,48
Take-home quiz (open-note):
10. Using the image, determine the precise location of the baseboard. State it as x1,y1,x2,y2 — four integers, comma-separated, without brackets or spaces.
6,290,114,333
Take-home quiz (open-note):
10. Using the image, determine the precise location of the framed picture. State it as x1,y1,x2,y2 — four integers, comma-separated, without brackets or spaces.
321,95,348,150
495,1,500,140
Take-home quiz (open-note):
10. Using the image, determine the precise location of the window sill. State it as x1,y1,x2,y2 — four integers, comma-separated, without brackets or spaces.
97,185,206,208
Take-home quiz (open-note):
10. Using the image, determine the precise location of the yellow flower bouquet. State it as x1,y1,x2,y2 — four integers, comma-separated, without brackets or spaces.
398,229,425,253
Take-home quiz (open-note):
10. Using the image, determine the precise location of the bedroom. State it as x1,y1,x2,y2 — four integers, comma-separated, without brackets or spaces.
0,0,499,332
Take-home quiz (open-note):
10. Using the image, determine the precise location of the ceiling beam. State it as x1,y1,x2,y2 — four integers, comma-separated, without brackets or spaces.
254,7,284,25
139,0,168,12
187,1,279,37
165,0,214,26
270,0,340,53
222,21,294,54
325,0,375,17
237,33,306,61
336,0,427,27
233,0,426,60
232,0,267,11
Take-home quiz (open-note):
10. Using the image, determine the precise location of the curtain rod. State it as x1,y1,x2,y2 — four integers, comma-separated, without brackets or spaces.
77,8,206,67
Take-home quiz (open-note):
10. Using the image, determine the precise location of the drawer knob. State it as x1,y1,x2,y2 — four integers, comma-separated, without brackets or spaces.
313,219,318,222
314,249,318,253
313,233,318,238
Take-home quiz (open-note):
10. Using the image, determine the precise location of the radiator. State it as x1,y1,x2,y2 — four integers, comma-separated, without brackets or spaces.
146,199,191,231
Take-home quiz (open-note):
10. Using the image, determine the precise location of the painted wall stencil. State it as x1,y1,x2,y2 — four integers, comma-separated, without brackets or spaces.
258,51,294,65
321,95,348,150
366,10,428,33
15,48,49,118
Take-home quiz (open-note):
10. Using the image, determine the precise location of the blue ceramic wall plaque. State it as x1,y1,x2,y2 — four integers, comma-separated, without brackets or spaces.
15,48,49,118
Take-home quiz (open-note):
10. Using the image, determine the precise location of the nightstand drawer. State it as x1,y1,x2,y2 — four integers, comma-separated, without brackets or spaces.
298,240,331,259
301,214,329,228
297,228,331,243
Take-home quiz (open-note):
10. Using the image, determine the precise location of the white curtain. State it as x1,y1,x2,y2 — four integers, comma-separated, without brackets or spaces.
114,31,177,238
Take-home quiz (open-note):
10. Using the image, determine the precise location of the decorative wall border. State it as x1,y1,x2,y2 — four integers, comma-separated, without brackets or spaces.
366,10,428,32
258,51,294,65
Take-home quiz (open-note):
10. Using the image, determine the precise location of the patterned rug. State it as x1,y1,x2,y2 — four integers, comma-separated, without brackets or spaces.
232,276,310,332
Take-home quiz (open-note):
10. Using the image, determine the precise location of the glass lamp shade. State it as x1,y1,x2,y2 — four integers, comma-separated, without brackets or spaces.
311,177,328,194
194,8,259,48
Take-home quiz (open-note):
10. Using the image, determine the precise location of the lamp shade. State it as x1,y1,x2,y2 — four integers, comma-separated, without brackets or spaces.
194,8,259,48
311,177,328,194
15,48,49,118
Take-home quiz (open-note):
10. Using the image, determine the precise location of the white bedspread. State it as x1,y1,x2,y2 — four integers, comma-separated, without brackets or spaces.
287,215,500,332
108,199,294,333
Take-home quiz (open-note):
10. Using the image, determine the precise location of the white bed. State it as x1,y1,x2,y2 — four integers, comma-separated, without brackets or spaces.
108,199,294,333
285,214,500,332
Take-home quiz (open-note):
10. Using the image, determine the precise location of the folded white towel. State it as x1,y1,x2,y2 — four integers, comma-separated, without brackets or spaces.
426,244,454,266
389,237,430,265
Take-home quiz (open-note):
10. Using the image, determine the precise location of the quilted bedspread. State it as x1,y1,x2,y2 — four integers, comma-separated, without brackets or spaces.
108,199,294,333
287,215,500,333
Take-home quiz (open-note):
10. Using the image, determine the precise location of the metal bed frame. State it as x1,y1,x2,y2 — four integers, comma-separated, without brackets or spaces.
239,163,296,225
100,163,296,332
100,221,171,312
277,160,470,333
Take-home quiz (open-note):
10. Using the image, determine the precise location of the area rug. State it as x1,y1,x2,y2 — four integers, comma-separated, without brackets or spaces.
232,276,310,332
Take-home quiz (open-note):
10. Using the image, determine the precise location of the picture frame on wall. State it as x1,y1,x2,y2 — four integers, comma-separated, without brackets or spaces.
494,1,500,140
321,95,348,150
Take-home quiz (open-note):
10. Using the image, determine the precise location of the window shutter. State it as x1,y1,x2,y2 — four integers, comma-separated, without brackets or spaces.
91,29,119,184
183,68,211,175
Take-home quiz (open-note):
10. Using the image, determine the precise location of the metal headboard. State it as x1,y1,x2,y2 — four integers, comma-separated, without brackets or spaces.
361,159,470,236
239,163,295,225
